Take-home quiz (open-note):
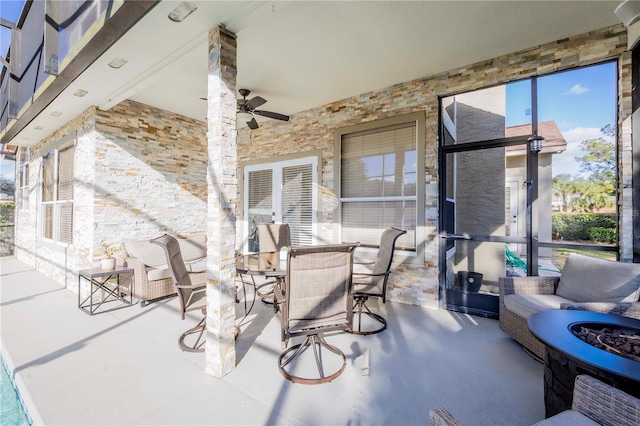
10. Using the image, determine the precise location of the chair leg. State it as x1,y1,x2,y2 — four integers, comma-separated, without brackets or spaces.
278,334,346,385
350,296,387,335
178,315,206,353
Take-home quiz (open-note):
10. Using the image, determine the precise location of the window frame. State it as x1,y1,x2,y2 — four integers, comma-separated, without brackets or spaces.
40,135,75,247
334,112,426,264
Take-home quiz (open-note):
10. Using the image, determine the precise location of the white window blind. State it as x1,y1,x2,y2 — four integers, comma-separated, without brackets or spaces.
282,163,313,246
341,123,416,249
248,169,273,224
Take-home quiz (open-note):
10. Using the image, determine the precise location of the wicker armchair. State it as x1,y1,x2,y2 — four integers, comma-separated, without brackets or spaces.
430,374,640,426
498,275,559,359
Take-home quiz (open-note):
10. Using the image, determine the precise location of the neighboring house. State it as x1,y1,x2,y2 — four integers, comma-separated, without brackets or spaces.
505,120,567,256
0,1,638,375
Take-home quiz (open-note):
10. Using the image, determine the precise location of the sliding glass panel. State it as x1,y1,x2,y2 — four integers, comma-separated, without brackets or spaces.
537,62,617,267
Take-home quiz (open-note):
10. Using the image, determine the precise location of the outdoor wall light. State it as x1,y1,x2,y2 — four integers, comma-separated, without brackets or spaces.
237,111,253,122
73,89,88,97
50,111,62,117
108,58,128,69
615,1,640,27
168,2,197,22
528,135,544,154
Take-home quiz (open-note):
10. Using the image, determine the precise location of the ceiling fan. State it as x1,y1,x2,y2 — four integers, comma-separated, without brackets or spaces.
237,89,289,129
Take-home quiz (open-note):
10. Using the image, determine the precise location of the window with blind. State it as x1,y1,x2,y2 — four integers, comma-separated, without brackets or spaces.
17,149,30,211
41,143,75,245
338,114,425,253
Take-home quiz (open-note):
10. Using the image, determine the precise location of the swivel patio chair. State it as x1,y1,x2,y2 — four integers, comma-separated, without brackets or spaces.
255,223,291,303
351,227,406,335
273,243,358,384
151,234,206,352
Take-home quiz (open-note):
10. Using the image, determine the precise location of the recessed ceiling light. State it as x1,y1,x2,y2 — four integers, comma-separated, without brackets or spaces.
50,111,62,117
34,126,44,130
108,58,128,69
73,89,88,97
168,1,197,22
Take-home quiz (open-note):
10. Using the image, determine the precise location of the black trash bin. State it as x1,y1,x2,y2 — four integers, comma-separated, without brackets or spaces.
455,271,483,292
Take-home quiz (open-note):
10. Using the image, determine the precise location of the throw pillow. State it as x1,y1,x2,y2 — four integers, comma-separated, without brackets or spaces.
555,253,640,303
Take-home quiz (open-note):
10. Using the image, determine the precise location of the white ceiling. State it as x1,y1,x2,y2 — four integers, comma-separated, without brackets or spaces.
10,0,623,146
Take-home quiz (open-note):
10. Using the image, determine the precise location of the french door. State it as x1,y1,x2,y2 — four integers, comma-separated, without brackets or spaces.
243,156,318,252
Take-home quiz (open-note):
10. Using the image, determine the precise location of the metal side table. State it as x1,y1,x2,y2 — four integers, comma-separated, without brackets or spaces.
78,266,134,315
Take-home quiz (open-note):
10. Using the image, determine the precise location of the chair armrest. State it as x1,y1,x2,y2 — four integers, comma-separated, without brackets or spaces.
499,276,559,297
561,302,640,320
572,375,640,425
429,407,462,426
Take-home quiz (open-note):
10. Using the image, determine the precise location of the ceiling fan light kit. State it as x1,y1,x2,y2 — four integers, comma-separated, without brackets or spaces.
237,89,290,129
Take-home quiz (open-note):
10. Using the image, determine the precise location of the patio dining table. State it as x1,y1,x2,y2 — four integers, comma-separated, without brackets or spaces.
235,251,287,320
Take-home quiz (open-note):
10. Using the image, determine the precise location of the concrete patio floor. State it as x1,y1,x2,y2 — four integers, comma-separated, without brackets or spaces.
1,256,544,425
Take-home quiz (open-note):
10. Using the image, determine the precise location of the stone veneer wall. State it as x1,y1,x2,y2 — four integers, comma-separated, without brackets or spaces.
14,100,207,292
237,24,632,307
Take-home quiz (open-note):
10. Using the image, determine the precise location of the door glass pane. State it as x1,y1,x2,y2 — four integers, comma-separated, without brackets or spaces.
283,164,313,246
247,169,273,252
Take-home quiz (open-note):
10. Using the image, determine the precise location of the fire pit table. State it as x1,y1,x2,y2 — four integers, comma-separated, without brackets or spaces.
528,309,640,418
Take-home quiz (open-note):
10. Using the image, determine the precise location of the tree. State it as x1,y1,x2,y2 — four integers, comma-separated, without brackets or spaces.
568,178,612,212
0,176,15,196
552,173,575,212
575,124,615,193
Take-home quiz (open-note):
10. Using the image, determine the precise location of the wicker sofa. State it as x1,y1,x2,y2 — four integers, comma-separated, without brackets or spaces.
122,234,207,305
429,374,640,426
499,253,640,359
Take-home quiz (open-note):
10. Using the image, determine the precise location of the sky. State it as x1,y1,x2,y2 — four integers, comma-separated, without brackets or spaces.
506,61,617,177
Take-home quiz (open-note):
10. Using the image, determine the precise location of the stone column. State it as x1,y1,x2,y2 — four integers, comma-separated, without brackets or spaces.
205,25,237,377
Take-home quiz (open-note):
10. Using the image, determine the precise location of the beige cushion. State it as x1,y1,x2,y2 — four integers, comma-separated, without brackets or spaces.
147,266,171,281
504,294,573,319
178,235,207,262
532,409,599,426
123,241,166,268
185,258,206,273
555,253,640,303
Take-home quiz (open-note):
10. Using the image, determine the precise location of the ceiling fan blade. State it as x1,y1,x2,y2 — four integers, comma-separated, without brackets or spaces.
253,110,290,121
246,96,267,110
247,117,259,130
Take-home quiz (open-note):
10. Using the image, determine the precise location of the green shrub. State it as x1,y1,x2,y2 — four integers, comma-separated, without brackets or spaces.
552,212,615,243
0,201,14,225
588,227,616,243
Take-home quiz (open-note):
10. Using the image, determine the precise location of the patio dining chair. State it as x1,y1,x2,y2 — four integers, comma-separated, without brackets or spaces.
351,227,406,335
274,243,358,384
255,223,291,303
151,234,206,353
